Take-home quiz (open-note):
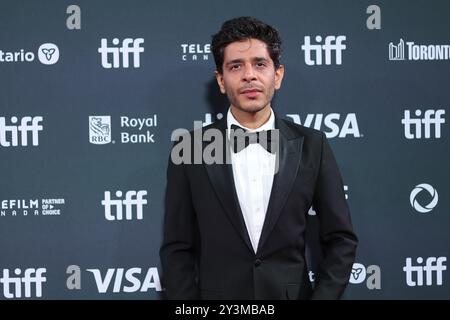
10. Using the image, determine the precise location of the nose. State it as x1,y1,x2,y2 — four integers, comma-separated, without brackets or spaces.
242,64,257,82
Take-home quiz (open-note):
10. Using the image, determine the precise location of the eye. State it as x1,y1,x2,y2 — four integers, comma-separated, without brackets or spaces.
230,64,241,71
256,62,267,68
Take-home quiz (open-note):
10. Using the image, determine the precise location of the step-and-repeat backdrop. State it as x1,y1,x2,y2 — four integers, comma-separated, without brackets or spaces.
0,0,449,299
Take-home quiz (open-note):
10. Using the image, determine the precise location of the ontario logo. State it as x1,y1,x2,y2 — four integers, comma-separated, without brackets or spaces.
0,43,59,65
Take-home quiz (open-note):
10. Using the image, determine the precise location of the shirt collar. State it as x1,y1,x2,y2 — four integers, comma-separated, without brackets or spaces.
227,107,275,135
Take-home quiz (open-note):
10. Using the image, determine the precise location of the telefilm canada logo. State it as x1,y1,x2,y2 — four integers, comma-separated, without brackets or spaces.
89,115,158,145
1,198,65,217
181,43,211,61
389,39,450,61
0,43,59,65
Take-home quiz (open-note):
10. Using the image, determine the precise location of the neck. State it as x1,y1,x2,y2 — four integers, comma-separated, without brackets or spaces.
230,105,272,129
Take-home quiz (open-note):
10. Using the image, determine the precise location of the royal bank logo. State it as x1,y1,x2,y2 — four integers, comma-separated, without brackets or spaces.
98,38,144,68
0,116,43,147
410,183,438,213
1,198,66,217
349,262,381,290
389,39,450,61
0,268,47,298
181,43,211,61
286,113,361,138
101,190,147,221
403,257,447,286
89,115,157,145
301,35,346,65
0,43,59,65
89,116,111,145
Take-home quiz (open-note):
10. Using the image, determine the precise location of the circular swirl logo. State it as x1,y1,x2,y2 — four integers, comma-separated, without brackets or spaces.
410,183,438,213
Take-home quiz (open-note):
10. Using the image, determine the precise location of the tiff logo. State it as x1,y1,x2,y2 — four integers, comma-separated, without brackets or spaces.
403,257,447,286
0,116,43,147
401,109,445,139
102,190,147,221
98,38,144,68
0,268,46,298
389,39,405,60
301,35,346,65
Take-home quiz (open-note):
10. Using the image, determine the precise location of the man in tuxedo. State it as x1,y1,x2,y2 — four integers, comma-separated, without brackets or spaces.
160,16,358,300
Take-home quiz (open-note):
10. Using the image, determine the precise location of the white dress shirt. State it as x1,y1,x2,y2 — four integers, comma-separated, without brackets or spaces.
227,108,277,253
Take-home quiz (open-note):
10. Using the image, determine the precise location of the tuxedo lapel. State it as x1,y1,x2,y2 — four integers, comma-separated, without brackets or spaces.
202,118,254,254
257,117,304,254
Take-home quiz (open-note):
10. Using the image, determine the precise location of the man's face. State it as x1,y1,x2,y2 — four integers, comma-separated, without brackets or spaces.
215,38,284,114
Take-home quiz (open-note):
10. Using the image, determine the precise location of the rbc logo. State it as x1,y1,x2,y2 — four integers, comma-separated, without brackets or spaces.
89,116,111,145
38,43,59,65
101,190,147,221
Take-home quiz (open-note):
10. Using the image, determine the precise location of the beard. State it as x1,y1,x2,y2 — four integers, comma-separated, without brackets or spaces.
226,87,275,114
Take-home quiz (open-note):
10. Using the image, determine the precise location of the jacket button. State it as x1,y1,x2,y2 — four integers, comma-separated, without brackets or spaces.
254,259,262,267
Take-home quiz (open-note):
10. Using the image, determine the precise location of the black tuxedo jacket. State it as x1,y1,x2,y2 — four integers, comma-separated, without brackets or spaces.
160,115,358,300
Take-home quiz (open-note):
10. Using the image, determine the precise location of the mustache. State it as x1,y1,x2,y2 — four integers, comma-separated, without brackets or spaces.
239,85,264,93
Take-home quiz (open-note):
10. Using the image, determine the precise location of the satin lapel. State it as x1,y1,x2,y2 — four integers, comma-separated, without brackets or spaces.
257,118,304,254
202,118,254,254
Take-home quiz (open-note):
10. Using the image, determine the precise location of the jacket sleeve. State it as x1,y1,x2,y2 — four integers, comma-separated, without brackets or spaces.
159,152,200,299
310,132,358,300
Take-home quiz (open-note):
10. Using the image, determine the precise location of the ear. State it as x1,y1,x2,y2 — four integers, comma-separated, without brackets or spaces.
215,70,226,94
274,65,285,90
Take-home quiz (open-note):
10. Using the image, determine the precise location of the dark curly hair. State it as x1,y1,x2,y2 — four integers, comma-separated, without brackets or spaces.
211,16,282,74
